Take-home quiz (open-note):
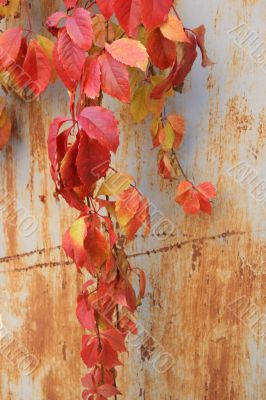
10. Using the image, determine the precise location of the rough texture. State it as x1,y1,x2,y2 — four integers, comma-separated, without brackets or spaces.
0,0,266,399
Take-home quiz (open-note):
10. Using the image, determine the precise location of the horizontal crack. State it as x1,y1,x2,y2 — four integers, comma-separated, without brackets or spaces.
127,230,253,258
0,245,62,264
0,260,74,273
0,229,265,272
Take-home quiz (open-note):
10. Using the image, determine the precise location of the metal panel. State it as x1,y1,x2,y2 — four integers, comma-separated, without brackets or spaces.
0,0,265,399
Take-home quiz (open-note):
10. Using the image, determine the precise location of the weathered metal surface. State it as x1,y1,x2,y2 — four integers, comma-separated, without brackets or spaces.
0,0,265,399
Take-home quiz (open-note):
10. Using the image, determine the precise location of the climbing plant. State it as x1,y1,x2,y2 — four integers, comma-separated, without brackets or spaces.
0,0,216,398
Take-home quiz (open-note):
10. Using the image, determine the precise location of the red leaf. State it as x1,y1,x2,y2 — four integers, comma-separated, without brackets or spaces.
57,28,86,82
64,0,78,8
141,0,173,31
96,0,114,20
183,190,200,214
76,294,96,330
21,40,51,96
46,12,67,36
66,8,93,50
81,337,99,368
58,187,90,212
97,384,120,397
147,28,176,70
99,52,130,103
77,106,119,153
192,25,214,67
48,116,69,169
60,138,81,188
105,38,148,71
53,40,77,91
172,33,198,88
81,56,101,99
76,131,110,187
151,36,197,99
0,28,22,69
197,182,216,199
114,0,141,37
102,329,127,352
63,216,90,268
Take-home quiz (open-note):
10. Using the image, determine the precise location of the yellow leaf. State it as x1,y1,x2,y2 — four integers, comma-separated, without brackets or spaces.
130,84,150,123
160,122,175,150
0,0,20,18
146,76,166,116
97,173,134,197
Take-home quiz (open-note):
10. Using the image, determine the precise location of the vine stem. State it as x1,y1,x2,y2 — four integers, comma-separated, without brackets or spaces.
172,5,181,20
22,0,32,33
172,150,191,183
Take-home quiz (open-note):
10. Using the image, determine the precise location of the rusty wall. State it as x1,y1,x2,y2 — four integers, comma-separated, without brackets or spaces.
0,0,266,399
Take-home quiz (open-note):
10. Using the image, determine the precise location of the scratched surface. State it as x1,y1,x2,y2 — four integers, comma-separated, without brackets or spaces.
0,0,266,399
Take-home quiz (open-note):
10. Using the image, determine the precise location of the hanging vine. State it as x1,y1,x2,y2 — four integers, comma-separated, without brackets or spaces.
0,0,216,398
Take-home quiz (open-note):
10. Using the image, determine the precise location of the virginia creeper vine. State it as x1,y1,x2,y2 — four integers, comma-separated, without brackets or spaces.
0,0,216,398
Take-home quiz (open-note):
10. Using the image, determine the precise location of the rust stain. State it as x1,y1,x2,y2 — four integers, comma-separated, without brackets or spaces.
3,144,18,256
28,100,51,249
224,96,254,138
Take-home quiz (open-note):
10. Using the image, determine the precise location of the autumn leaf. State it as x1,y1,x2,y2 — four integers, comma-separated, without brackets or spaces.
53,40,77,91
0,0,20,18
76,131,111,187
99,52,131,103
105,38,148,72
92,14,108,48
81,328,126,369
160,15,189,43
37,35,57,83
0,97,11,150
63,216,90,269
66,7,93,51
141,0,173,31
96,0,114,20
57,28,86,82
60,138,81,188
114,0,142,37
21,40,52,96
130,83,150,122
176,181,216,215
157,150,179,179
77,106,119,153
147,28,176,70
82,368,119,399
159,114,186,150
115,187,150,240
46,11,67,36
64,0,78,8
48,116,70,170
192,25,215,67
0,28,22,69
76,293,96,330
130,76,169,123
63,214,110,273
97,172,134,197
81,56,101,99
151,36,198,99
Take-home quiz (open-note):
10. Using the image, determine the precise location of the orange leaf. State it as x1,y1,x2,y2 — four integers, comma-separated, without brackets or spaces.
192,25,215,67
105,38,148,71
160,15,190,43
